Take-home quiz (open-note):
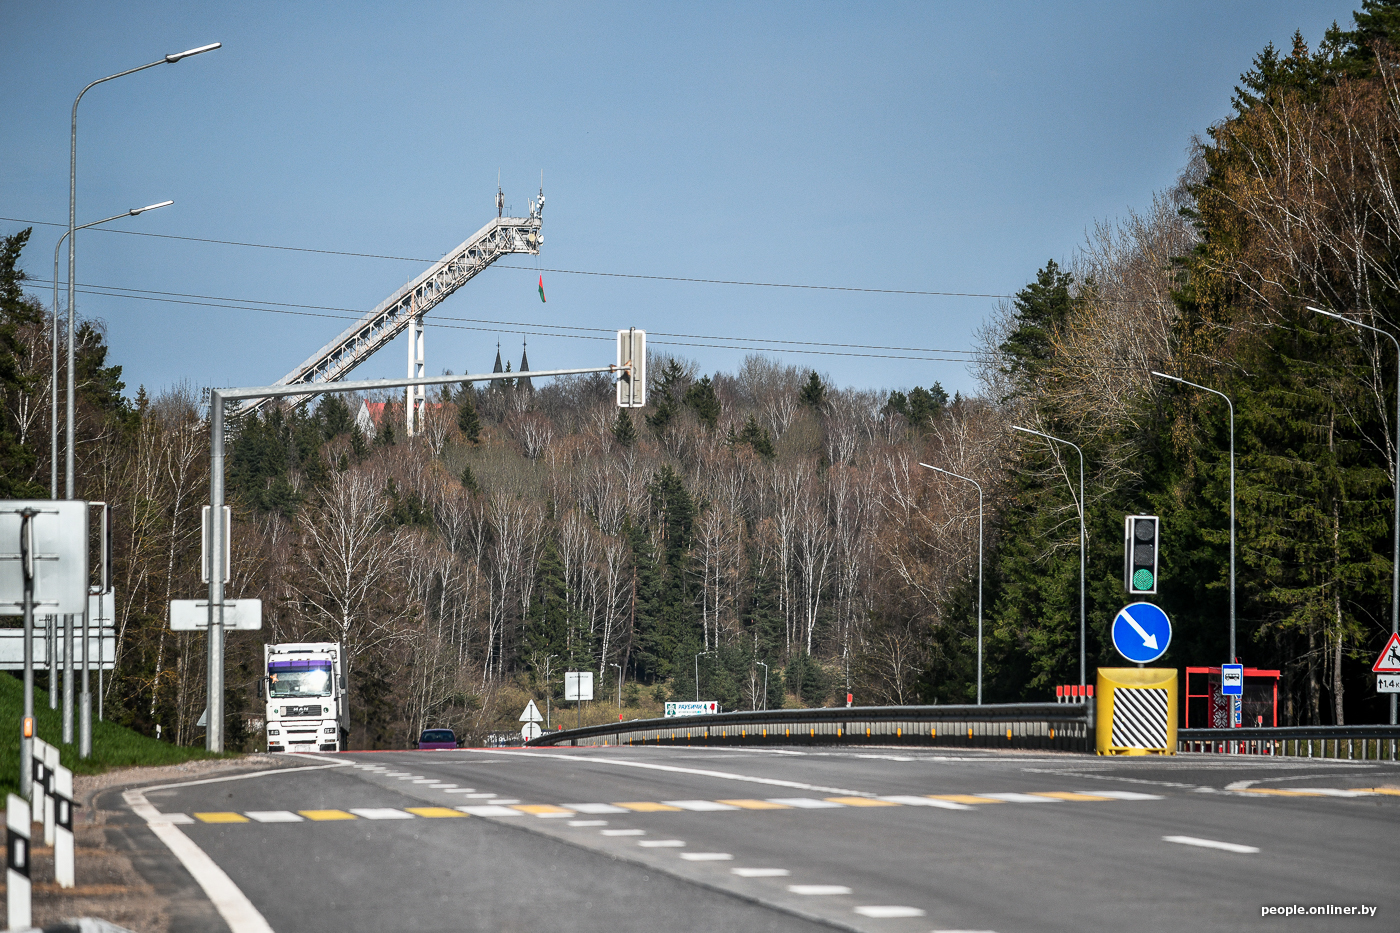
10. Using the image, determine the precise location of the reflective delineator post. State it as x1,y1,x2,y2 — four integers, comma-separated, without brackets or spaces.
7,793,31,930
42,743,58,848
54,763,74,888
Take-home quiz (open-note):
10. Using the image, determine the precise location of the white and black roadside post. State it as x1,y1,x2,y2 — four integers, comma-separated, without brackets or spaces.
28,736,47,838
7,793,31,929
54,763,74,889
42,741,58,848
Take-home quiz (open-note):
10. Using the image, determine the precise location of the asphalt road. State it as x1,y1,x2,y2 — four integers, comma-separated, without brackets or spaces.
109,745,1400,933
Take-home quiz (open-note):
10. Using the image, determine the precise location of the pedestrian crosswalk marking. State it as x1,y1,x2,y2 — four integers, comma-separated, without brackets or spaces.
615,801,684,812
716,799,790,809
299,809,356,821
511,805,573,816
825,797,897,807
928,794,1003,805
406,807,468,818
194,812,248,823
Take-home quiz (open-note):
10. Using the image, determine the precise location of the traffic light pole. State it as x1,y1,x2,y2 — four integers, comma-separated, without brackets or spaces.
1152,372,1235,667
1012,427,1085,689
205,362,626,751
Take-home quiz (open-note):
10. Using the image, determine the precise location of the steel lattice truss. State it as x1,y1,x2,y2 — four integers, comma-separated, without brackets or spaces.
240,200,542,416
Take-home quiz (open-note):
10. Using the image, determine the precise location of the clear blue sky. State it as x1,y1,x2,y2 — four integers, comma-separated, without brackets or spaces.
0,1,1360,399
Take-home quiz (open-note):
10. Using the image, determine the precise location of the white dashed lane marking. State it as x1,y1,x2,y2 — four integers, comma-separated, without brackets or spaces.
766,797,845,809
788,885,852,896
566,803,628,813
601,829,645,836
245,811,302,823
679,852,733,861
663,800,739,811
456,805,523,817
1162,835,1259,854
351,808,415,820
568,820,608,827
732,868,789,877
854,906,925,918
637,839,686,847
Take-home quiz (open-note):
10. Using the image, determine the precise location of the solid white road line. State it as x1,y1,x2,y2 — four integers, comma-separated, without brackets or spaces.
1162,835,1259,854
732,867,790,877
245,811,303,823
124,788,274,933
788,885,852,896
853,906,925,918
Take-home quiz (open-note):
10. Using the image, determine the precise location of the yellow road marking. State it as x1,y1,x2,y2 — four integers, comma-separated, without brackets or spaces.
825,797,898,807
511,805,574,816
406,807,469,818
299,809,357,820
927,794,1004,805
194,812,248,823
716,799,791,810
1241,788,1325,797
614,802,684,812
1031,792,1114,802
1350,787,1400,796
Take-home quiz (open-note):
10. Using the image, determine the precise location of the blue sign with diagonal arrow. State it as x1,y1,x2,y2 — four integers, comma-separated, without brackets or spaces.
1111,602,1172,664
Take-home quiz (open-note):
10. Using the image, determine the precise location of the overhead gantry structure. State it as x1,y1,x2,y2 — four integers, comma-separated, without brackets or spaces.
240,187,544,434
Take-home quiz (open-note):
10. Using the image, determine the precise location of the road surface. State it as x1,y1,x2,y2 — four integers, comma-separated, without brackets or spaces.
103,744,1400,932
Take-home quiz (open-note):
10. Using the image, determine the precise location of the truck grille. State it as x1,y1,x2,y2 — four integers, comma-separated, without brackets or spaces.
285,705,323,717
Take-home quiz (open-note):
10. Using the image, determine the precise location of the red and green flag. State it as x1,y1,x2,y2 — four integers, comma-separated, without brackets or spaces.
538,275,546,303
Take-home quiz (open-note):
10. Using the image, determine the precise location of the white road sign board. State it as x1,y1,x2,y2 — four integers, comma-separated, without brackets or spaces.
665,701,718,717
519,699,543,723
170,599,262,631
1379,674,1400,693
564,671,593,701
0,500,89,615
521,721,542,741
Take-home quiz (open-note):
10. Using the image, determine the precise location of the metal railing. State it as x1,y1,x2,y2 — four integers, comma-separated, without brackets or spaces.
526,702,1094,753
1178,725,1400,761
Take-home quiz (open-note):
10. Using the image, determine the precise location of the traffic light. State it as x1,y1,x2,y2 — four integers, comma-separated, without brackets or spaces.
616,328,646,408
1124,515,1159,595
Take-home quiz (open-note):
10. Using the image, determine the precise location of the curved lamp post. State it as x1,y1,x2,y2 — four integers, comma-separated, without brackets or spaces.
919,463,983,703
66,42,219,499
1011,426,1086,688
1308,305,1400,727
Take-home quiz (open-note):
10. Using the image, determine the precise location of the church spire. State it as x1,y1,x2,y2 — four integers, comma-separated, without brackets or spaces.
492,339,503,374
518,337,533,393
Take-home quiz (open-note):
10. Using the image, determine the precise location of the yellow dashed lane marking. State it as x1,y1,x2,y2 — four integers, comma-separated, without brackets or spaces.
194,812,248,823
299,809,357,821
511,805,574,816
1350,787,1400,796
1031,792,1115,802
1241,788,1325,797
716,799,791,810
615,801,684,812
406,807,469,818
928,794,1004,805
825,796,898,807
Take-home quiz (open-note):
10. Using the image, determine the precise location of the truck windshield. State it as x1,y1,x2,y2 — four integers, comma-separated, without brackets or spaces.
268,660,333,698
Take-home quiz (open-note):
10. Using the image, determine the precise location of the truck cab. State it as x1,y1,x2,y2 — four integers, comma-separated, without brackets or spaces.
263,643,346,753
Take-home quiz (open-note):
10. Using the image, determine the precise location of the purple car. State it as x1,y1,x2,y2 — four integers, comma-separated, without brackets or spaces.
417,728,457,750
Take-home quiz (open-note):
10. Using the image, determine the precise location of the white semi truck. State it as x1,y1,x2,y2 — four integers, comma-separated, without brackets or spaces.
261,642,347,753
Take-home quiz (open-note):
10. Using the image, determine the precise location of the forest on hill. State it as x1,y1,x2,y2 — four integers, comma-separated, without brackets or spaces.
5,3,1400,747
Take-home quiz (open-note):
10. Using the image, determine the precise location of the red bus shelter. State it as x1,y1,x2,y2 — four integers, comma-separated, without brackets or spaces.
1184,666,1280,728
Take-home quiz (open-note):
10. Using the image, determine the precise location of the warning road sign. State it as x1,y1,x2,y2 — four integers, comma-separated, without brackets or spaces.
519,699,543,723
1373,633,1400,673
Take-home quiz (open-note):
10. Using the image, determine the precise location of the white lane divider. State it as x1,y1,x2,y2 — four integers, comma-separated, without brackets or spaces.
245,811,303,823
766,797,845,809
602,829,646,836
1162,835,1259,854
663,799,739,811
679,852,733,861
566,803,628,813
854,906,925,918
637,839,686,847
569,819,608,827
352,808,415,820
788,884,852,896
456,805,523,817
878,795,972,810
442,788,479,794
732,867,789,877
1079,790,1163,800
981,793,1060,803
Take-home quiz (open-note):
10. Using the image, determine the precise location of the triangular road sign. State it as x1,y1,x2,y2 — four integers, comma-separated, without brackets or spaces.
520,699,543,723
1373,633,1400,672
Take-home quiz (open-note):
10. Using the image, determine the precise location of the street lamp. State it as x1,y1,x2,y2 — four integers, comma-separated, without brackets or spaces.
756,661,769,711
48,200,170,721
1308,305,1400,727
51,201,172,497
1152,372,1235,667
66,42,220,500
920,463,984,704
1011,425,1086,688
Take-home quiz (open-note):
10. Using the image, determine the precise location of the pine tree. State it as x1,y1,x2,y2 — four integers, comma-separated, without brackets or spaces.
457,393,481,443
799,371,826,409
997,260,1075,396
737,415,776,460
612,409,637,448
646,359,686,435
684,375,721,430
0,229,42,497
460,464,481,494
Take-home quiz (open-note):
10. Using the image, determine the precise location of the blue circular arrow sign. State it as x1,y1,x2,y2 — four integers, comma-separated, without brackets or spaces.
1111,602,1172,664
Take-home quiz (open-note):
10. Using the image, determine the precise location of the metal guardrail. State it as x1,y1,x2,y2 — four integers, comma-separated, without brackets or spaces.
526,702,1094,753
1178,725,1400,761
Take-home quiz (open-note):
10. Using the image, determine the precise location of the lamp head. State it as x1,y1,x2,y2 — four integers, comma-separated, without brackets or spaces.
166,42,221,63
130,200,174,216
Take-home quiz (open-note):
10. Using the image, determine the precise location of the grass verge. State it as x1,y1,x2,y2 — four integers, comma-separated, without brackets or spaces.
0,674,228,798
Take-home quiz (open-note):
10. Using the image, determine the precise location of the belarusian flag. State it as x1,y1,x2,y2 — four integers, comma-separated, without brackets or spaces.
538,275,546,303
